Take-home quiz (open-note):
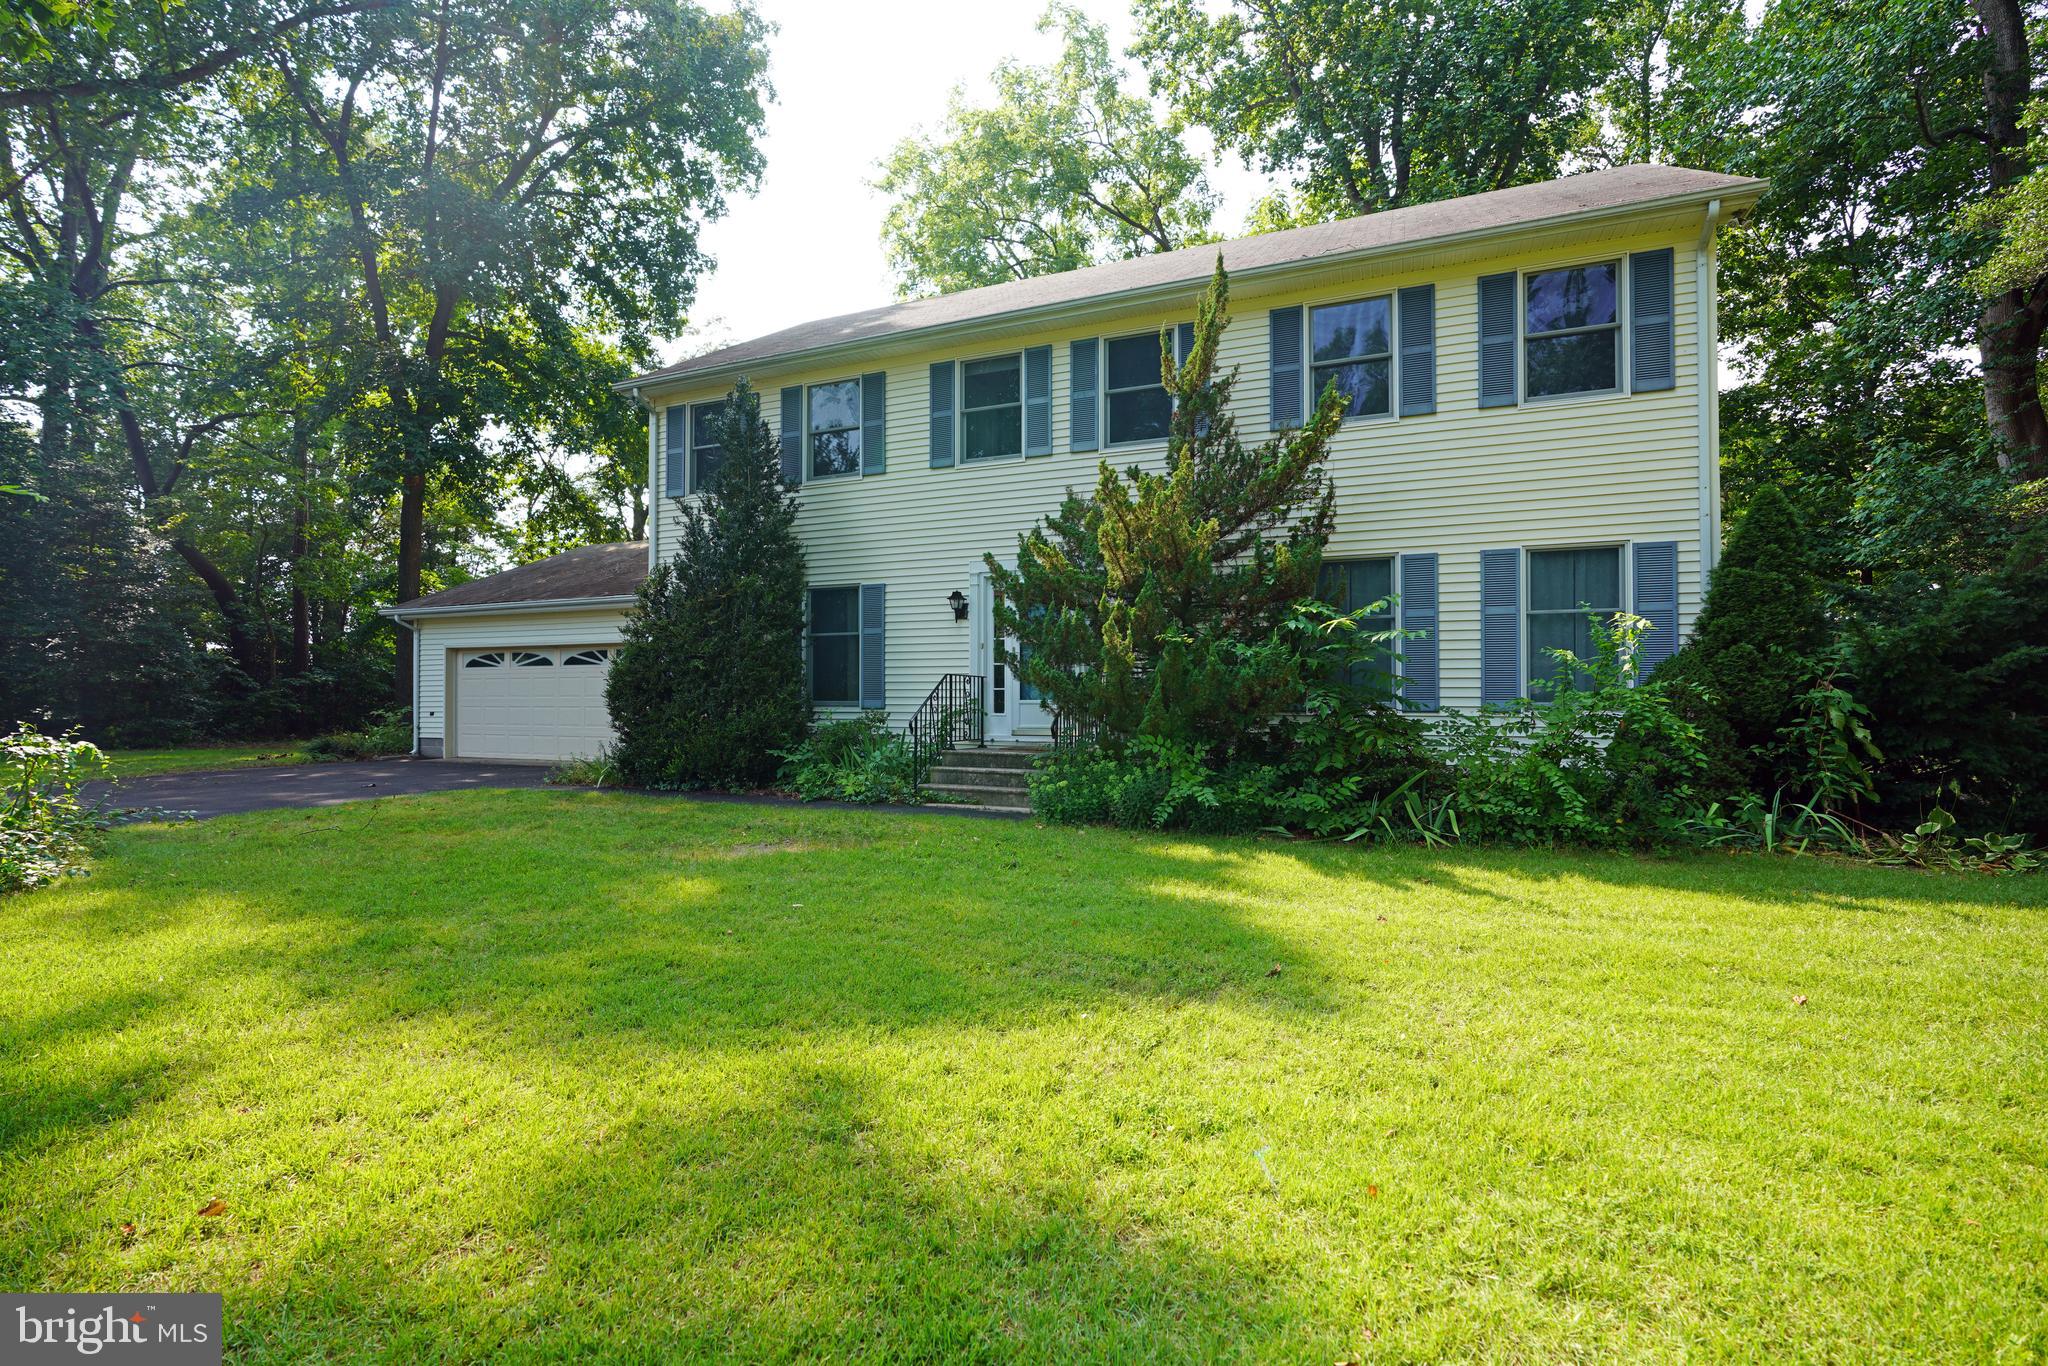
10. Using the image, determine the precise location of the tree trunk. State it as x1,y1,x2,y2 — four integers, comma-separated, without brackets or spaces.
288,418,313,675
1968,0,2045,478
393,470,426,709
1980,286,2048,478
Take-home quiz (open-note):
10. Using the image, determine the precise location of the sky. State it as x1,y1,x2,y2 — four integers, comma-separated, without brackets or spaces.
666,0,1274,367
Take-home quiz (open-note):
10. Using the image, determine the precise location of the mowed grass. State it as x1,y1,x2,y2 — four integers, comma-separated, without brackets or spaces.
3,792,2044,1361
102,743,306,778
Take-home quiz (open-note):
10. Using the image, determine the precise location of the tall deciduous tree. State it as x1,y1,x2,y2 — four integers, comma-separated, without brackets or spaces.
989,261,1345,757
267,0,770,706
1133,0,1609,224
876,4,1214,296
1704,0,2048,482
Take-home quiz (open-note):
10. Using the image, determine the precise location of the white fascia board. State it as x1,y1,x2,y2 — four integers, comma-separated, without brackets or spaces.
380,594,637,622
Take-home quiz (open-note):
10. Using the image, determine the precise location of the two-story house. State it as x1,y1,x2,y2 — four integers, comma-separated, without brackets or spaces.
386,164,1764,764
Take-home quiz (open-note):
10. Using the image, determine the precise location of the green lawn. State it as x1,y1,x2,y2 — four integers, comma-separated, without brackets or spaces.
102,742,306,778
4,792,2044,1360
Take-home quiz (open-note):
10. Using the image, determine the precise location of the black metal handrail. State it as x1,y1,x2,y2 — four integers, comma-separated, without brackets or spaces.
908,672,987,793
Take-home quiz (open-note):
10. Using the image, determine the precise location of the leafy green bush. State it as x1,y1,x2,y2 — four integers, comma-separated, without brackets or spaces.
302,708,412,761
1029,597,1436,837
1031,738,1281,834
609,380,810,790
778,714,919,804
2,725,109,894
1435,613,1705,848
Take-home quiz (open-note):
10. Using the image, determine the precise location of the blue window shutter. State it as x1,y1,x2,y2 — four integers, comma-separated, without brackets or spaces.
1632,540,1680,676
861,371,887,475
1175,322,1195,370
1069,339,1099,451
1630,248,1676,392
1398,553,1440,711
1480,548,1522,704
664,406,687,497
859,583,886,710
1398,285,1436,416
1024,345,1053,456
779,385,803,485
928,361,955,468
1269,305,1303,429
1478,272,1518,408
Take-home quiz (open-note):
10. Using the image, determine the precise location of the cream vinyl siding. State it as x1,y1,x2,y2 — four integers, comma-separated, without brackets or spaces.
412,607,631,749
646,224,1711,721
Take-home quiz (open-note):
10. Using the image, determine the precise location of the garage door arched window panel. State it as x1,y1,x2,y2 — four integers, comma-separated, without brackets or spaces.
507,650,554,667
563,649,613,666
466,652,508,668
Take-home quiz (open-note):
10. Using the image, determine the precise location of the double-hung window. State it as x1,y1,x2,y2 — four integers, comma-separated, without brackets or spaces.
1104,332,1177,445
1309,297,1393,418
1524,263,1621,398
1526,546,1622,697
1317,558,1398,687
808,379,862,479
808,586,860,704
691,400,728,492
961,354,1023,461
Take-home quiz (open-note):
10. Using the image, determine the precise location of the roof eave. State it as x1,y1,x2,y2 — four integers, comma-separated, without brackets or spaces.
617,178,1766,397
380,593,639,622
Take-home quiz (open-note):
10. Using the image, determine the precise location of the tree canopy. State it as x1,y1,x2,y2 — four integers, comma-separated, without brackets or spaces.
0,0,771,736
876,3,1215,296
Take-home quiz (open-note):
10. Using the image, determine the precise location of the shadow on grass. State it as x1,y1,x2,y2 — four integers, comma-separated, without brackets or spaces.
6,789,2044,1356
232,1063,1311,1361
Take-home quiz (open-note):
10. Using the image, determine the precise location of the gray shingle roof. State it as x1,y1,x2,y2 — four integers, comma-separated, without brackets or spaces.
629,164,1763,389
393,541,647,612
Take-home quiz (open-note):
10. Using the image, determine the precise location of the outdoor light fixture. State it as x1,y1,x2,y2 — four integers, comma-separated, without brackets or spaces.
948,590,969,621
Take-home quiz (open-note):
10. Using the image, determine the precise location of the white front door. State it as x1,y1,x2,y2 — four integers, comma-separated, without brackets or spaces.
972,569,1048,742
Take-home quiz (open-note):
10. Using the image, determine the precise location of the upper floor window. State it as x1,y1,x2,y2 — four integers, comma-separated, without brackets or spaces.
1310,297,1392,418
1317,557,1397,686
962,354,1023,461
1526,545,1621,697
1105,332,1175,446
808,586,860,703
1525,263,1619,398
808,379,862,479
692,400,728,492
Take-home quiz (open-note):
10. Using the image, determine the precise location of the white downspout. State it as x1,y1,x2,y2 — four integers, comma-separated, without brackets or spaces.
633,385,654,573
1696,199,1723,582
411,617,422,756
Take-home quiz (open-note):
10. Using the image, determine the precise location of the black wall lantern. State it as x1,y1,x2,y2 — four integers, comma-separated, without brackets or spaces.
947,590,969,621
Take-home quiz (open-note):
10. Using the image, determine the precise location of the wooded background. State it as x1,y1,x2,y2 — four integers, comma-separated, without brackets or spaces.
3,0,2041,748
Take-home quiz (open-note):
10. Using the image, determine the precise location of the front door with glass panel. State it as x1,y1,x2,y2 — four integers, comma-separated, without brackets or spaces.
972,570,1049,741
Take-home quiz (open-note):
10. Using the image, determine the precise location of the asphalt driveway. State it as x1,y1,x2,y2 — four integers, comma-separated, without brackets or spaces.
89,759,555,820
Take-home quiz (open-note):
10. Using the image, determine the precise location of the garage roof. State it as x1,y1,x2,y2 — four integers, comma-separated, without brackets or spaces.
391,541,648,615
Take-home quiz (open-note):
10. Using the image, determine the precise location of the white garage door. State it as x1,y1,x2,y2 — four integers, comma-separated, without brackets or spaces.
453,647,617,762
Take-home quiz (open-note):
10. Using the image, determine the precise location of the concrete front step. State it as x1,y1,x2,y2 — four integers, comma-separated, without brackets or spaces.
931,746,1043,772
923,744,1042,813
925,776,1030,800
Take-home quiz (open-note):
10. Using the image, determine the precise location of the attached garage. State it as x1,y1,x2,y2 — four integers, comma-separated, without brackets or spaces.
382,541,648,760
